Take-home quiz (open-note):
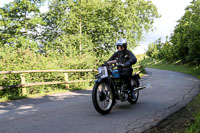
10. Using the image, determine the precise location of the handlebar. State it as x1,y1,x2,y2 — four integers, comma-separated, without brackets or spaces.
107,60,117,65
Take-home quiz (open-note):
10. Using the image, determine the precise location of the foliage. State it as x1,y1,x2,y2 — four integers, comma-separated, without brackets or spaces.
146,0,200,64
0,46,110,98
141,57,200,79
0,0,45,47
0,0,159,54
185,110,200,133
41,0,159,55
0,0,159,100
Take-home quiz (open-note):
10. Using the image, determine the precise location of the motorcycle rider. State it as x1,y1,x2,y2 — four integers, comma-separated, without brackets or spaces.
105,39,137,99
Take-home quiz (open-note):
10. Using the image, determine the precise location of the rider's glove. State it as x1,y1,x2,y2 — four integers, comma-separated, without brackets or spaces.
117,63,125,67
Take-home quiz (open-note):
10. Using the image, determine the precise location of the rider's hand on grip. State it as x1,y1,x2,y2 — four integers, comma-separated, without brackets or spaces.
116,63,125,67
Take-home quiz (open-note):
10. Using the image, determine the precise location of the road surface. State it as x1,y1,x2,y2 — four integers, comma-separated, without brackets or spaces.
0,68,199,133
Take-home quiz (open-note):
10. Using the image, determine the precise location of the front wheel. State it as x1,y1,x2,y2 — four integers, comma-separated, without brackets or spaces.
128,78,139,104
92,82,114,115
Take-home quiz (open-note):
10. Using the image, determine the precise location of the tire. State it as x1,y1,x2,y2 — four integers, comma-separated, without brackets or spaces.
92,82,114,115
128,78,139,104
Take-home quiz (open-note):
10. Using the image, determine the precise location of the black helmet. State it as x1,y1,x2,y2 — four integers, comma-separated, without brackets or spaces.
115,39,127,49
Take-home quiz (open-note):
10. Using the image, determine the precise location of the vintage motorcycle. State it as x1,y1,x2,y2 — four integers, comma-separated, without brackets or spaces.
92,60,145,115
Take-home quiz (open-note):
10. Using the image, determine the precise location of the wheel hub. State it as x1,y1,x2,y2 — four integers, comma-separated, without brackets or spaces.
99,92,106,101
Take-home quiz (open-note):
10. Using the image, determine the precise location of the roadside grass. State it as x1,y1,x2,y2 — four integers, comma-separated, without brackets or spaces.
140,58,200,79
0,95,27,103
142,58,200,133
0,54,145,103
185,103,200,133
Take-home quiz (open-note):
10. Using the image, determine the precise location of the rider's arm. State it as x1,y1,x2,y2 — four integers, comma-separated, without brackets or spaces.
107,52,117,62
124,51,137,67
102,52,117,66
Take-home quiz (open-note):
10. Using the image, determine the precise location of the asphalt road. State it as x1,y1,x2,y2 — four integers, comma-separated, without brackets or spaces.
0,68,199,133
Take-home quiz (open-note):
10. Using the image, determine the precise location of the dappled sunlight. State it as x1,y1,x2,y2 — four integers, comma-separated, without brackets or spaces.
0,103,38,120
18,105,34,110
16,108,37,115
0,110,9,114
0,89,92,120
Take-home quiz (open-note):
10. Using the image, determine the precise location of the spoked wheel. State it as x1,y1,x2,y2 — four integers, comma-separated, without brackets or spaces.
128,78,139,104
92,82,114,115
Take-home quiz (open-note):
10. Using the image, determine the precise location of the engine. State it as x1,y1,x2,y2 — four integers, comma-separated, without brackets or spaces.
113,79,129,101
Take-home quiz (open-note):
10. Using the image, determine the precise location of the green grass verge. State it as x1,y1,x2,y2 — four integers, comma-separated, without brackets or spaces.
185,99,200,133
141,58,200,79
142,58,200,133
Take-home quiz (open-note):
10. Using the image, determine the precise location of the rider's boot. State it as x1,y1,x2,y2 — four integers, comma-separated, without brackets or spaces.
113,99,116,105
127,80,136,99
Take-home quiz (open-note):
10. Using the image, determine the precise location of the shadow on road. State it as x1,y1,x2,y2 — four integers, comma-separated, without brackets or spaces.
0,89,92,120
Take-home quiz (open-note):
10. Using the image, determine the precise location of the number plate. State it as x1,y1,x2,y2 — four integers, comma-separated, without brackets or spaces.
98,66,108,78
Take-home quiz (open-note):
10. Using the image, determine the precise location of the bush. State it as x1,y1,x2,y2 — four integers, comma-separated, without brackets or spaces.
0,46,110,98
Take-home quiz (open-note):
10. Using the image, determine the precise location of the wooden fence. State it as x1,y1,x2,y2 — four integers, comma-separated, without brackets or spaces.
0,69,97,95
0,66,142,96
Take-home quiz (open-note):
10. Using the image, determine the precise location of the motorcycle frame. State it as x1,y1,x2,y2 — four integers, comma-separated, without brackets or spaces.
95,65,132,101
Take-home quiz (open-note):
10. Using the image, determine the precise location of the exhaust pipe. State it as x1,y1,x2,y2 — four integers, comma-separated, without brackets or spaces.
134,86,146,91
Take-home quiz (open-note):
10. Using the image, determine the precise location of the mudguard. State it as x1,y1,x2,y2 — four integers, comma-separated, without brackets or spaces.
95,77,107,83
95,78,102,83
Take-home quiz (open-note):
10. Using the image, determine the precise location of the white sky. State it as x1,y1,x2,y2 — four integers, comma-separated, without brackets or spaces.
0,0,193,54
133,0,193,54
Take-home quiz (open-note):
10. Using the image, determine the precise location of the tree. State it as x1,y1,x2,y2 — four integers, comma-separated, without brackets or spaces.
42,0,159,55
147,0,200,64
0,0,45,47
170,0,200,63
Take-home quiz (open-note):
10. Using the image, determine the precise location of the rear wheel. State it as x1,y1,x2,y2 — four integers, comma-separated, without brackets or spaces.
92,82,114,115
128,78,139,104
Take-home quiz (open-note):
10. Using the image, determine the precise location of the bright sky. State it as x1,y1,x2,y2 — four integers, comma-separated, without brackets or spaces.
0,0,11,7
0,0,193,54
133,0,193,54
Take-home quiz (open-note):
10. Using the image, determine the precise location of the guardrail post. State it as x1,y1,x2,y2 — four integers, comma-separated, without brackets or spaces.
64,73,69,89
20,74,27,95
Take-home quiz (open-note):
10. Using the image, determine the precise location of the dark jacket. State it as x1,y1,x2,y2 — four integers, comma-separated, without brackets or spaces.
107,50,137,75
